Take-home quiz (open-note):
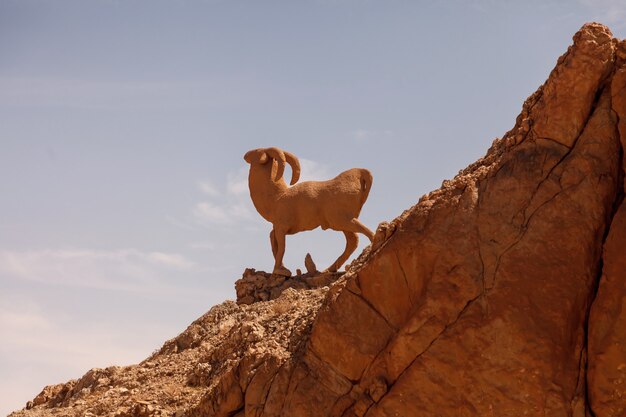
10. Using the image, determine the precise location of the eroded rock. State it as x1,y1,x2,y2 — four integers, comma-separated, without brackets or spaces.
235,268,343,305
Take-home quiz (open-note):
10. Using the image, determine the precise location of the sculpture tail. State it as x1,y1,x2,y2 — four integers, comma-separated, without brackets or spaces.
359,169,373,207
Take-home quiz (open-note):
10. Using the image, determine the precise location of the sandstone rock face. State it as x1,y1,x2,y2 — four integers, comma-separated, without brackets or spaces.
586,38,626,417
10,22,626,417
589,205,626,417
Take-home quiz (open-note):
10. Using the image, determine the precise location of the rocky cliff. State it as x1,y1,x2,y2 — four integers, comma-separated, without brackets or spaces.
10,22,626,417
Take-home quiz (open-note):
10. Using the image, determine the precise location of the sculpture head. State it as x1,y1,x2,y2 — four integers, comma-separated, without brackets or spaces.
244,147,301,185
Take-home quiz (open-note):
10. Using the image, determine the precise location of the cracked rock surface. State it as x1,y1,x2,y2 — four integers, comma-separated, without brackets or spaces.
10,22,626,417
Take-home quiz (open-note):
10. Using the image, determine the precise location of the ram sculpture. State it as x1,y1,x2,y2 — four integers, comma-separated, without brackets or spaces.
244,147,374,277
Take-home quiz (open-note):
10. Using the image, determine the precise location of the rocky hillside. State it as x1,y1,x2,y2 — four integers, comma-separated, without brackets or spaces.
10,22,626,417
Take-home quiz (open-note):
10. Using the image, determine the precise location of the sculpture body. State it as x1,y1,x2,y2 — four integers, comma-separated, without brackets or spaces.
244,147,374,276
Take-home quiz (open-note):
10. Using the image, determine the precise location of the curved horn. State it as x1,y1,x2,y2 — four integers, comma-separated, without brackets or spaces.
284,151,301,185
264,147,286,182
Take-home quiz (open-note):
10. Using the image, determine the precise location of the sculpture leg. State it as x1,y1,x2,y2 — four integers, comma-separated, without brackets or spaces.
326,231,358,272
270,229,278,258
272,228,292,277
347,218,374,242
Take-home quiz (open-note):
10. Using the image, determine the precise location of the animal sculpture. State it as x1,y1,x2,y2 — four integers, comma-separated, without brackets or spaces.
244,147,374,276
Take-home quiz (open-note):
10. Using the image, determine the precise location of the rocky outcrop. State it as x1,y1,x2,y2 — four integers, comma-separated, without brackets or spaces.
10,22,626,417
235,268,343,305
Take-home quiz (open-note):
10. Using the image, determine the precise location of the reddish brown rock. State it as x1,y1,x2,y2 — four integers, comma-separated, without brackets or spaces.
586,38,626,417
588,205,626,417
530,23,614,148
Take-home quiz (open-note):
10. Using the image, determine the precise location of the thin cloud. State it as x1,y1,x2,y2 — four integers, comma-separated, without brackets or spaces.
147,252,194,269
298,158,332,182
0,249,194,293
165,215,197,231
197,179,220,197
0,310,51,332
192,200,254,226
188,241,217,250
351,129,394,142
0,75,265,111
0,298,169,416
192,165,257,226
192,202,231,224
0,305,153,363
230,202,254,219
0,77,177,110
226,166,249,196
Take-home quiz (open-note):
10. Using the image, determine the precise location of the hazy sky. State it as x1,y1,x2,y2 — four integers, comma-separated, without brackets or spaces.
2,0,626,414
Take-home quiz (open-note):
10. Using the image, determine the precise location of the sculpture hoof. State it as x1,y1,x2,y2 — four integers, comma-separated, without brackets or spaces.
272,266,292,277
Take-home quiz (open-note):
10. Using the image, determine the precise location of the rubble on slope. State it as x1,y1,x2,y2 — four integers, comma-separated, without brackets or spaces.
10,287,329,417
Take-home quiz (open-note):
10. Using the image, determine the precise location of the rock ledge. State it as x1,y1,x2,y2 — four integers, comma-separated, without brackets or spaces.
235,268,344,304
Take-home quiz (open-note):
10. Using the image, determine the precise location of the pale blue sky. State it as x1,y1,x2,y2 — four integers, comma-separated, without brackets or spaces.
2,0,625,414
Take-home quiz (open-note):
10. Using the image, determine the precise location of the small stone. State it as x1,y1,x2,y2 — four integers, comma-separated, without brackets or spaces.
305,253,317,274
